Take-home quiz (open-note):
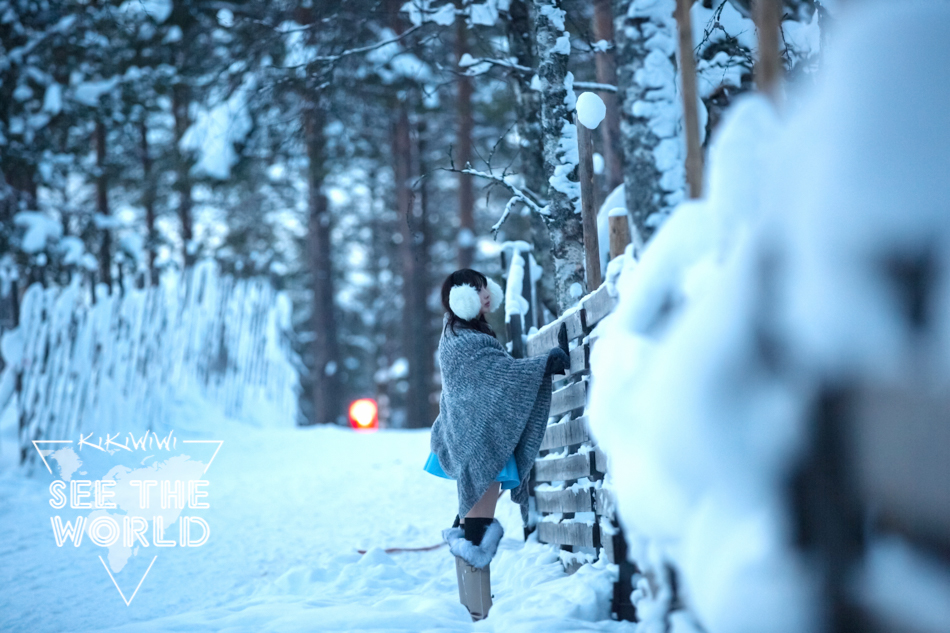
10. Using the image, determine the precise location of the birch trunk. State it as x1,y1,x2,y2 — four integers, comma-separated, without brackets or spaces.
504,0,558,318
613,0,683,244
533,0,586,313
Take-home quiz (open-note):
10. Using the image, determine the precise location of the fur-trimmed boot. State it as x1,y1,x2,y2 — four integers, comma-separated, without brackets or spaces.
442,517,503,621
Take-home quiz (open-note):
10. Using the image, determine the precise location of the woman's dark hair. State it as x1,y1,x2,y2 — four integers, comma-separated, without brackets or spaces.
441,269,497,338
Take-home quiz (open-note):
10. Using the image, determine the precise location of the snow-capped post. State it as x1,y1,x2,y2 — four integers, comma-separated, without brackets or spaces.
532,0,586,314
753,0,782,103
674,0,704,198
575,92,606,290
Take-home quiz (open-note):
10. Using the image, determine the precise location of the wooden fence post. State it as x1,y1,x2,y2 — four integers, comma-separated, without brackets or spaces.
754,0,782,104
576,112,603,291
608,210,631,260
674,0,704,198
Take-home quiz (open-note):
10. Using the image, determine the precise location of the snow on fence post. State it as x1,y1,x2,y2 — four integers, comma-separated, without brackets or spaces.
503,246,532,359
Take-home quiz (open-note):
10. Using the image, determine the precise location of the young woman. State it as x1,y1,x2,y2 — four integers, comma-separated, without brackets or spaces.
423,268,570,621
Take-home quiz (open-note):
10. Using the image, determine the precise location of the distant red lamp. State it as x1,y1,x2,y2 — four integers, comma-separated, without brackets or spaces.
349,398,379,431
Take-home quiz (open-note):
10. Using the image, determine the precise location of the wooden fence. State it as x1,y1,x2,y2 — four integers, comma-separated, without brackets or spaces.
503,265,637,621
0,260,299,470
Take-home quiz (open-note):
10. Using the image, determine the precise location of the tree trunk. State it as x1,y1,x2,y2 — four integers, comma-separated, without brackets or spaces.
415,118,435,424
140,119,157,286
95,118,112,292
305,108,343,425
392,104,432,429
613,0,683,244
593,0,623,191
505,0,558,320
367,170,391,423
533,0,586,313
455,16,476,269
173,82,194,268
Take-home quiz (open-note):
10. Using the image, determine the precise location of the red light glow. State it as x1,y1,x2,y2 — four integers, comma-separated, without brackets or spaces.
349,398,378,431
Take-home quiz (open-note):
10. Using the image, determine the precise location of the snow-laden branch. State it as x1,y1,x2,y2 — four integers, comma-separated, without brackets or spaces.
445,165,548,236
312,24,424,62
276,24,425,69
572,81,617,93
459,55,533,76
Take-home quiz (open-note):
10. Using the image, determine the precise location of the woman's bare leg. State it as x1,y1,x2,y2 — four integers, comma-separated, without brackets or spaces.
464,482,501,519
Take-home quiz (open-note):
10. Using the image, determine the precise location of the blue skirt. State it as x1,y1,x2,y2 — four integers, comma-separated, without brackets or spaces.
423,451,520,491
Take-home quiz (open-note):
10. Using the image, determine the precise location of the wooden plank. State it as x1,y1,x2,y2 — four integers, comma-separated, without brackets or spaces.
609,212,631,260
535,487,594,513
535,452,592,482
526,310,584,358
540,415,591,451
602,524,616,564
549,380,587,419
537,520,601,549
551,343,589,385
570,343,589,375
581,284,616,331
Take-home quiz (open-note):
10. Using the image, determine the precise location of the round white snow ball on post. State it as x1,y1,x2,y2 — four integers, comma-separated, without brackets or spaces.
576,92,606,130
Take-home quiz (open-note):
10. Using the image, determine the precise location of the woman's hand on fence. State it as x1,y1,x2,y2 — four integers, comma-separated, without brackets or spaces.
545,346,570,375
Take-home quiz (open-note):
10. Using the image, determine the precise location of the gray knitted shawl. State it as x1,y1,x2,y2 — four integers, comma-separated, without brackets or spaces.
430,313,553,526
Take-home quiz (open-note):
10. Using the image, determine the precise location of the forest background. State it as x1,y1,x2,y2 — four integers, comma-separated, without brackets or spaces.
0,0,823,427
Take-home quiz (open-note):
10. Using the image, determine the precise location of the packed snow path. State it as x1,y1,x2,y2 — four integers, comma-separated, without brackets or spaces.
0,394,632,632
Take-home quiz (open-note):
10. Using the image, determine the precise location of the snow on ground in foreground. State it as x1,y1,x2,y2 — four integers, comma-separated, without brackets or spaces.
0,391,630,633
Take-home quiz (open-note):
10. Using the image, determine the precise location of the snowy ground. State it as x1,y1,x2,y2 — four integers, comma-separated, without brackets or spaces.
0,391,632,633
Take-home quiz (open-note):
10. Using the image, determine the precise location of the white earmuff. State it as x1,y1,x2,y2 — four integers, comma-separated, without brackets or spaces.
449,284,481,320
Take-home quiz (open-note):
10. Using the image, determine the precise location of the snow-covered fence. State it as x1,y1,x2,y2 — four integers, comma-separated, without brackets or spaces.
0,260,299,468
519,282,635,619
